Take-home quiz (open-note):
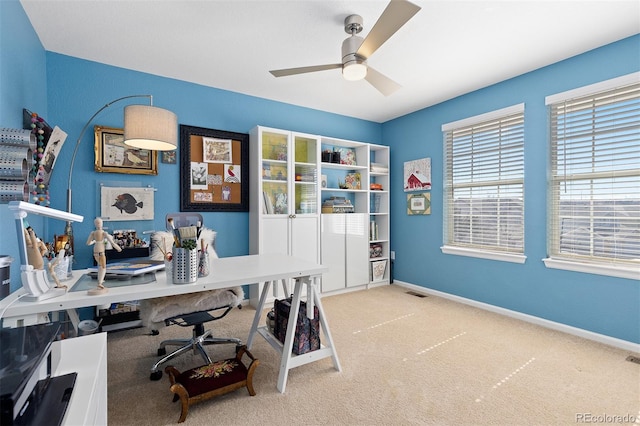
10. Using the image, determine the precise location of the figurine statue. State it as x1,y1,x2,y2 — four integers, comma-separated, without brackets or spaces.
86,217,122,295
47,248,67,289
24,227,48,270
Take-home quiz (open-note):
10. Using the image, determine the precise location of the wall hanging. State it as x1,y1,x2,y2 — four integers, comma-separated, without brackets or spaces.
180,125,249,212
403,157,431,192
94,125,158,175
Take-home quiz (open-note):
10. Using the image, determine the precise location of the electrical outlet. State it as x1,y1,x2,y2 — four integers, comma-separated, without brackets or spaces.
390,251,395,260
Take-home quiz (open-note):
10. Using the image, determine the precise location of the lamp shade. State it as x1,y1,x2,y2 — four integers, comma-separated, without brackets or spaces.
123,105,178,151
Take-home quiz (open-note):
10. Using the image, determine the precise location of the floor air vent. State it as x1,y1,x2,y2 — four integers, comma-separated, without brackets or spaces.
626,355,640,365
406,291,427,298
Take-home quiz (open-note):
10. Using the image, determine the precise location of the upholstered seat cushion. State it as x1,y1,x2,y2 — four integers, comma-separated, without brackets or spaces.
140,287,244,328
141,227,243,328
175,359,249,397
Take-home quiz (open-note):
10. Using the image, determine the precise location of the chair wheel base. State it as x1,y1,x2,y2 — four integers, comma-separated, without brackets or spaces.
158,347,166,356
150,370,163,381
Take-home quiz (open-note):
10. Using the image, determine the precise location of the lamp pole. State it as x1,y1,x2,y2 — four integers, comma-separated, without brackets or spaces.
64,95,153,253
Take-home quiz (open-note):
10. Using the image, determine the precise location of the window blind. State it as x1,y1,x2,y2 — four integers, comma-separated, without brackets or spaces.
443,105,525,254
547,80,640,266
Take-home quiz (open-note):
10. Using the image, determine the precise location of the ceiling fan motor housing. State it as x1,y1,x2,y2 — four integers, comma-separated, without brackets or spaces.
342,34,366,65
342,14,366,80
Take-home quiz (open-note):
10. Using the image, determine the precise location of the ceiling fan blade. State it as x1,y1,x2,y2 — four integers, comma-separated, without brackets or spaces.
356,0,421,59
270,64,342,77
365,66,402,97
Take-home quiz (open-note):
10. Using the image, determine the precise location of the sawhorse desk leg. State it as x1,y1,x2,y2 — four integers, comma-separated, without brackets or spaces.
247,275,341,393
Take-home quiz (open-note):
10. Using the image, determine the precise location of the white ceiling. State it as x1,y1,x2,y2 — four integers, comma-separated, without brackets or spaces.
20,0,640,123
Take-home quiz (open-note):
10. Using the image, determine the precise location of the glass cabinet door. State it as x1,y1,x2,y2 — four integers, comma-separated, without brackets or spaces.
261,130,290,215
293,134,318,215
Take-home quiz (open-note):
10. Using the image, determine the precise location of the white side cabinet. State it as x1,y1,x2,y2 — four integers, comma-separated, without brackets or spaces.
53,332,108,426
249,126,321,307
321,213,369,292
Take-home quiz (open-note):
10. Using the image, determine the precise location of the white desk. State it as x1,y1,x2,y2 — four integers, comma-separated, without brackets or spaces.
0,253,341,393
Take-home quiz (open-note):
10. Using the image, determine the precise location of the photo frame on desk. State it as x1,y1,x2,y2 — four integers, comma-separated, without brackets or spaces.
180,125,249,212
94,126,158,175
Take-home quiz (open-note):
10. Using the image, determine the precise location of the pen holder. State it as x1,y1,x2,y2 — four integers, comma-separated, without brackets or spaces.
172,248,198,284
198,251,210,277
164,253,173,280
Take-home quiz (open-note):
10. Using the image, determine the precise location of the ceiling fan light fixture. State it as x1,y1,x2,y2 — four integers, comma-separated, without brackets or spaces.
343,61,367,81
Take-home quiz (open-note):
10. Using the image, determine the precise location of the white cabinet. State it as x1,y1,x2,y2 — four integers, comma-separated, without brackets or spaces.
249,126,320,307
53,332,108,426
368,144,390,283
321,213,369,292
320,138,391,286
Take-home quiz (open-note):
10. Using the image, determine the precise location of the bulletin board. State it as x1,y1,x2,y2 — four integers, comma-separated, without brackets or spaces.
179,125,249,212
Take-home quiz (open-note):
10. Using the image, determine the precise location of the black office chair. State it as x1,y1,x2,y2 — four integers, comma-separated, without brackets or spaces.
143,213,244,381
146,287,244,381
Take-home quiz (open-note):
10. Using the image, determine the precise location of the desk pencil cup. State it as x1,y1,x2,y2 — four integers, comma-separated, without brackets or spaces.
164,253,173,280
197,251,210,277
172,248,198,284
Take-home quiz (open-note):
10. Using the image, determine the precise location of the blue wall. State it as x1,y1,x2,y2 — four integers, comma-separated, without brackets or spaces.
0,0,48,290
43,54,381,270
384,35,640,344
1,0,638,344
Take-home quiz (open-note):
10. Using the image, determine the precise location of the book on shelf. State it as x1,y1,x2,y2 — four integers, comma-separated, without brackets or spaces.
262,191,274,214
370,221,378,240
370,163,389,173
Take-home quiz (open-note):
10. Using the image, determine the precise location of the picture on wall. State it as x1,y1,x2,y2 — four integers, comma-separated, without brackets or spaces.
94,126,158,175
404,157,431,192
407,193,431,215
100,186,154,221
180,125,249,212
161,151,176,164
203,137,232,163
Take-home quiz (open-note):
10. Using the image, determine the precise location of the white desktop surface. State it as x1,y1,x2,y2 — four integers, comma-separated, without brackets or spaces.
0,253,328,318
1,253,338,394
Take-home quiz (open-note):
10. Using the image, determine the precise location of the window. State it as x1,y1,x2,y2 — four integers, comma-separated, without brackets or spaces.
441,104,525,263
545,73,640,279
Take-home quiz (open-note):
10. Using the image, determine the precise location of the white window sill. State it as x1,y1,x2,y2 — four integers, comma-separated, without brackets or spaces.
543,258,640,280
441,246,526,264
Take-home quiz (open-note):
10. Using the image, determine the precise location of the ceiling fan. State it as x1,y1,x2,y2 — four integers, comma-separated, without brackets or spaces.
269,0,421,97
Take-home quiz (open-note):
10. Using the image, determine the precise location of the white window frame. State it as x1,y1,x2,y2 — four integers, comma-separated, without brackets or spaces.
441,104,526,264
544,72,640,280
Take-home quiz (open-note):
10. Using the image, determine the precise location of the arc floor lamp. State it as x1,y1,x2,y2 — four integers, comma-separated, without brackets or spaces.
64,95,178,251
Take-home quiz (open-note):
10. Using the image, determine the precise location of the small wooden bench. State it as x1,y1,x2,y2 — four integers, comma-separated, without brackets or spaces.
165,346,259,423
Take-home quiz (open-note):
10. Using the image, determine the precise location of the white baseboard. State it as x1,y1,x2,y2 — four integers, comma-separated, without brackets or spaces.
393,280,640,354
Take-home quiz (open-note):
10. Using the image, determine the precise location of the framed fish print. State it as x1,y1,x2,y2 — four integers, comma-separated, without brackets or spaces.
100,185,155,221
94,125,158,175
180,125,249,212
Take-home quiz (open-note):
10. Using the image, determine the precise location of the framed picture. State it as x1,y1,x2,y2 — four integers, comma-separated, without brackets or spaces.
203,137,232,163
161,151,176,164
180,125,249,212
407,193,431,215
100,186,154,221
94,126,158,175
404,157,431,192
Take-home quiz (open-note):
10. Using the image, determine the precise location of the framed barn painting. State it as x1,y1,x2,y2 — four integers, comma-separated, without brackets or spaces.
403,157,431,192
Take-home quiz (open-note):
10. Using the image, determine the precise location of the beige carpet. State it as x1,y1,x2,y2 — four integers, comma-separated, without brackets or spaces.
106,284,639,425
